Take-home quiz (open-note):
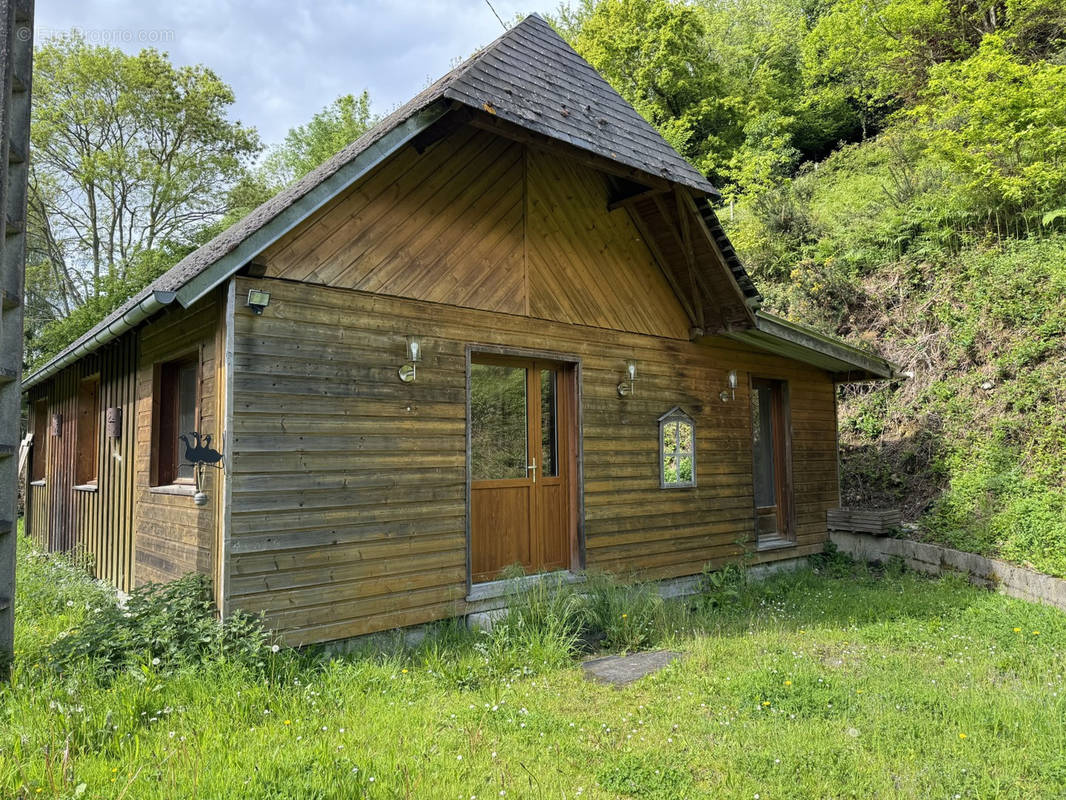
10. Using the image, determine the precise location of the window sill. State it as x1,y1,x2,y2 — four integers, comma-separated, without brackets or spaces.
29,480,45,487
149,483,197,497
73,484,98,493
757,537,796,552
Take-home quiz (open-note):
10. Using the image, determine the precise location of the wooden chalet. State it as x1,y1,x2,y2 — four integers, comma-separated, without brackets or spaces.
22,16,894,645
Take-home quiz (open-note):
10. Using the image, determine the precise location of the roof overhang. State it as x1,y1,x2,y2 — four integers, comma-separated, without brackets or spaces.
722,311,896,382
22,101,452,391
22,291,178,390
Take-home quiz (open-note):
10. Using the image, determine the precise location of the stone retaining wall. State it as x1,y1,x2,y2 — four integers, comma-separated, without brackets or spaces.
831,531,1066,612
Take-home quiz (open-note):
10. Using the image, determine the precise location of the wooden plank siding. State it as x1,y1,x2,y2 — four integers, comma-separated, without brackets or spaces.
24,289,225,596
24,335,138,590
229,276,839,646
133,291,223,587
259,129,690,340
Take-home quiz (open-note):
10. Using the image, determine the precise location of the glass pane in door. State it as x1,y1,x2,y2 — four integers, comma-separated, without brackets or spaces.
540,368,558,478
471,363,528,480
752,385,775,507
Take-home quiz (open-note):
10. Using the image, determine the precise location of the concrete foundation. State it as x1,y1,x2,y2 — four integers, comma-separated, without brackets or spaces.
321,556,812,652
831,531,1066,612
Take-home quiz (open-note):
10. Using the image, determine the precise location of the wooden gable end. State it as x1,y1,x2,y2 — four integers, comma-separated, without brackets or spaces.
258,126,691,340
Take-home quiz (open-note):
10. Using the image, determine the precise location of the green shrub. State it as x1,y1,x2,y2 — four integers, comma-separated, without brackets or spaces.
48,573,272,678
692,562,749,611
810,541,856,578
580,572,664,652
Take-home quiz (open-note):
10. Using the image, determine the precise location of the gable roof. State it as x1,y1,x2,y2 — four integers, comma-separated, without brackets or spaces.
24,15,886,389
444,15,718,196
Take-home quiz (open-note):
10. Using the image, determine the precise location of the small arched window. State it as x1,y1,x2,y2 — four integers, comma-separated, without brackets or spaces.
658,406,696,488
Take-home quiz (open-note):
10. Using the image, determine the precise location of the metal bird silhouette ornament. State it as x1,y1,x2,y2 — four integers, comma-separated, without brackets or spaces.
180,431,223,506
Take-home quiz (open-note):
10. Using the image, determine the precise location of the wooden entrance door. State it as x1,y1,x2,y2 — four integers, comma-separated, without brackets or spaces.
470,356,573,583
751,378,794,545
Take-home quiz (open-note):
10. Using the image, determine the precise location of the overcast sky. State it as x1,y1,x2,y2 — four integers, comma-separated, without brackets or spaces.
35,1,558,146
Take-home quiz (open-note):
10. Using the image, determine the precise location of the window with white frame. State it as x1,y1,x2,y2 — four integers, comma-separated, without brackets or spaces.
659,406,696,488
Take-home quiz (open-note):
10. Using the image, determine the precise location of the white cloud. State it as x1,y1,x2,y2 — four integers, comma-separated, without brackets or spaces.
34,0,548,144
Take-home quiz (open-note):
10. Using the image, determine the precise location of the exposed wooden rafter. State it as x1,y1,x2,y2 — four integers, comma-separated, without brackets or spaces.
606,183,668,212
622,206,700,331
651,192,720,330
410,104,475,154
677,190,757,329
674,187,704,332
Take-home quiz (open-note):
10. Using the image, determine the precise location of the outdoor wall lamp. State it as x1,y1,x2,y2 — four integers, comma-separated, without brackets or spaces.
617,360,637,397
246,288,271,315
719,370,738,402
398,334,422,382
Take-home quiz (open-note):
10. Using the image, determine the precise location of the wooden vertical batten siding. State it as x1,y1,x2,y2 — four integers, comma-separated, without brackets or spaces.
25,290,224,593
25,337,137,590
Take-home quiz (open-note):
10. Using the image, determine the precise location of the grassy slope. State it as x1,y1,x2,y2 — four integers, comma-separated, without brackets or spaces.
4,544,1065,798
730,137,1066,577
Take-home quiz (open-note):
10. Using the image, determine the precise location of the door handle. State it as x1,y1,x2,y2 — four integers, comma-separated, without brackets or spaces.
527,456,537,483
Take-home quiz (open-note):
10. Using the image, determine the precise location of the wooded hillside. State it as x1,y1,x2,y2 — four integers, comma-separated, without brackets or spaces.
559,0,1066,576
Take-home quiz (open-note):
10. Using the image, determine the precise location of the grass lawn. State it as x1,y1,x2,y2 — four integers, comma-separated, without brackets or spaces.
3,541,1065,799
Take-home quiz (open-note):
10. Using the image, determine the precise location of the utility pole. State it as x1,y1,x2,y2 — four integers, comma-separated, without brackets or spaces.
0,0,33,680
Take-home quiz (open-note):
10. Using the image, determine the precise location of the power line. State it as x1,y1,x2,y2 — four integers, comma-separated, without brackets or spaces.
484,0,507,31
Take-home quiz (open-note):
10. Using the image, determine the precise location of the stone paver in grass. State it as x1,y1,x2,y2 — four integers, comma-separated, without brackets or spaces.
581,650,682,686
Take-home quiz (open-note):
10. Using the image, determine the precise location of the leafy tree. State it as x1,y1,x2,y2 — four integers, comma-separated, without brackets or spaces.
226,93,378,223
28,34,260,356
910,35,1066,230
273,91,376,183
701,0,856,163
563,0,741,180
1005,0,1066,60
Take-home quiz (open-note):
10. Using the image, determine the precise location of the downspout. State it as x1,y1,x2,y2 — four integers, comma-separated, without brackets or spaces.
23,290,177,389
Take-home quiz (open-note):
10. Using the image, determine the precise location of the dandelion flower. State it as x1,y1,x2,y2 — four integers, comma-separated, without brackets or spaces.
621,614,628,619
1013,627,1021,633
959,733,967,739
271,644,280,653
784,680,792,686
402,668,408,674
1032,631,1040,635
762,701,771,706
284,720,291,725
